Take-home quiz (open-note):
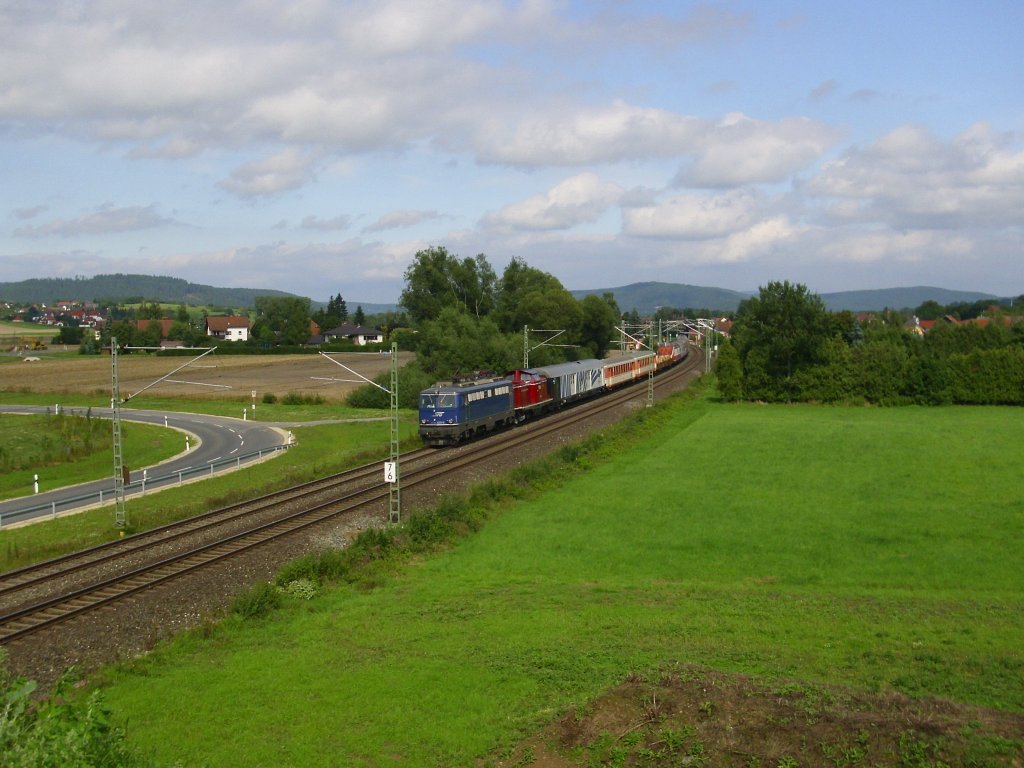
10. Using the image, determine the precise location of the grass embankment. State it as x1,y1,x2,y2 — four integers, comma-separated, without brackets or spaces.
0,417,419,571
99,387,1023,766
0,414,179,501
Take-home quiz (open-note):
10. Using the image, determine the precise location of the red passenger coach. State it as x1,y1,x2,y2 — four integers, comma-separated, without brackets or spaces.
510,368,553,418
656,341,685,369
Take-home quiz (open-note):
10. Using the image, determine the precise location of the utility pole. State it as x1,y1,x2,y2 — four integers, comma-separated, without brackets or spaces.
388,342,400,524
522,326,573,369
111,337,127,528
647,321,656,407
317,348,402,524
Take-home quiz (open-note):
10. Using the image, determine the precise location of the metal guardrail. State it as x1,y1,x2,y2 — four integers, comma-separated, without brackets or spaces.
0,443,293,527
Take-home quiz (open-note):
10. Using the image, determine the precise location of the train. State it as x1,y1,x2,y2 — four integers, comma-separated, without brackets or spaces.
418,341,689,447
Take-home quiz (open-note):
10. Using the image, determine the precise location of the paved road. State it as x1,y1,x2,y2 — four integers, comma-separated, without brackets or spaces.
0,406,293,527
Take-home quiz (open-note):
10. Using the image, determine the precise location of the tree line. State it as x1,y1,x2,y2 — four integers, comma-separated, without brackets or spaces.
348,246,622,408
716,281,1024,405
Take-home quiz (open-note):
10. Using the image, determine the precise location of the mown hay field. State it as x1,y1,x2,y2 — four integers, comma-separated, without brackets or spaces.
0,352,413,401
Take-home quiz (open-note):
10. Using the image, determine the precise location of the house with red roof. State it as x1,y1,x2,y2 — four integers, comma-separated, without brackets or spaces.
205,315,251,342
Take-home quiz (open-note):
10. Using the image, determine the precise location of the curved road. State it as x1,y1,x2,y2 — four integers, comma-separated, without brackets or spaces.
0,406,293,527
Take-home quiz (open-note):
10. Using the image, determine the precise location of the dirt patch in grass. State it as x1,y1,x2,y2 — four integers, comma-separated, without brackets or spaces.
494,666,1023,767
0,352,412,401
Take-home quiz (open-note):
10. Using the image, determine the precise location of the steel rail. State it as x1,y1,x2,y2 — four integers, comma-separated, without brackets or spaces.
0,447,435,600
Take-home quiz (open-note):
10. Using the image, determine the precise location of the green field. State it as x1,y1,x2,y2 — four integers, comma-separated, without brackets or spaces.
0,320,60,336
0,413,180,502
97,392,1024,766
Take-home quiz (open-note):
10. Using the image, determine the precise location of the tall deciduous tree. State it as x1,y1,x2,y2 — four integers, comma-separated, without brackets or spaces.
493,257,564,333
579,294,619,358
400,246,496,323
714,338,744,401
730,281,832,401
254,296,311,345
416,306,517,377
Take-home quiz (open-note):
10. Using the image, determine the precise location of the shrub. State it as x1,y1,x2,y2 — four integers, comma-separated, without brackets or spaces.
280,578,319,601
346,360,435,409
231,581,283,619
281,392,325,405
262,392,278,404
0,651,143,767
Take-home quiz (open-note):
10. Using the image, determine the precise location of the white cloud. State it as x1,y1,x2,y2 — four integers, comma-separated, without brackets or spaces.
482,173,624,231
14,204,173,238
717,216,800,263
0,2,833,192
808,122,1024,229
816,229,974,264
623,190,764,239
475,102,703,166
677,113,842,187
128,137,204,159
363,210,444,233
300,214,352,231
218,148,318,198
335,0,507,56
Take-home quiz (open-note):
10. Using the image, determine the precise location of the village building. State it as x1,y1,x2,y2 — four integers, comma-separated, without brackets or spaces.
205,315,251,342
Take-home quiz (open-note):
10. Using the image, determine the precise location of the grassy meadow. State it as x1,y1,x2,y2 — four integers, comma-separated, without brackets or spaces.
0,413,180,501
98,389,1024,766
0,320,60,339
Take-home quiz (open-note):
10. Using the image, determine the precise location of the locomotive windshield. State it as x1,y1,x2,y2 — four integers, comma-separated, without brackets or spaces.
419,393,457,409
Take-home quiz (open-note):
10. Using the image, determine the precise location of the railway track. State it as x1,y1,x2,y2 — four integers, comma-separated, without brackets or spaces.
0,349,703,645
0,447,437,612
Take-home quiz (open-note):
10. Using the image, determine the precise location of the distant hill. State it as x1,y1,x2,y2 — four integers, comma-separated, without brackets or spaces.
572,282,752,314
1,273,1005,317
0,273,399,314
0,274,300,308
574,282,1003,315
818,286,998,312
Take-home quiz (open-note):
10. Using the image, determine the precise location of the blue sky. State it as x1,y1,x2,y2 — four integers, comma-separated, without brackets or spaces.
1,1,1021,304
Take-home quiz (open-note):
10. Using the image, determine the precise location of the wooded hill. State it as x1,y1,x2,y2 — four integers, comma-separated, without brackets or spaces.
0,274,298,307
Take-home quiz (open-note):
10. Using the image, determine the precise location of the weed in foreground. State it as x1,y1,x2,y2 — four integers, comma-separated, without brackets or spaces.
231,581,283,620
0,650,145,767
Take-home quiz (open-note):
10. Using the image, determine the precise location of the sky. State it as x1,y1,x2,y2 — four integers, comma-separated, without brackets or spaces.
1,1,1022,304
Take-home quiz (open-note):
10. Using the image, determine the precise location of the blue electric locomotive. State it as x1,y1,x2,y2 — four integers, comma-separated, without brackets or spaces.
418,376,515,447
